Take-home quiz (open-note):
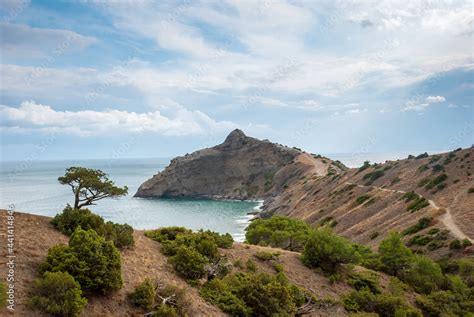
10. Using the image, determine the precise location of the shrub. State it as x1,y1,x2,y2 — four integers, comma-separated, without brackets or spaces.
370,231,380,240
425,173,448,189
355,195,371,205
245,216,311,251
358,161,371,172
402,217,432,236
254,251,280,261
379,233,413,276
406,197,429,212
363,170,385,184
40,228,122,294
29,271,87,317
462,239,472,248
449,239,462,250
343,288,420,317
432,164,444,172
246,259,257,272
51,205,134,248
153,305,178,317
302,228,359,273
468,187,474,193
201,272,306,316
348,270,381,294
128,279,156,310
400,255,444,294
144,227,191,242
415,290,472,317
169,246,208,280
417,164,429,172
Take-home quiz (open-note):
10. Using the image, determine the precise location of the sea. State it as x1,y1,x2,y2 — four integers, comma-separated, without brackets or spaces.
0,151,439,241
0,158,260,242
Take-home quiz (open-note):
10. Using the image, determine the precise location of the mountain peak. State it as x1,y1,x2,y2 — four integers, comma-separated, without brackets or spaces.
223,129,247,147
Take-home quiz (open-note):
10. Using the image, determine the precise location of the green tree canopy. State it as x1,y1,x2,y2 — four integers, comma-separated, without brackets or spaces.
58,167,128,209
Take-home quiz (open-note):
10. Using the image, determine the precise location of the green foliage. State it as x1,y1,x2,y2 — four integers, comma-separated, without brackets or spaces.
415,290,474,317
29,271,87,317
358,161,371,172
169,246,208,280
302,228,359,273
0,281,6,307
40,228,122,294
348,270,381,294
153,305,178,317
246,259,257,272
363,170,385,184
379,233,413,276
468,187,474,193
245,216,311,251
462,239,472,248
343,288,421,317
449,239,462,250
201,271,308,316
431,164,444,173
355,195,371,205
417,178,431,187
417,164,429,172
254,251,280,261
128,279,156,310
402,217,432,236
400,256,445,294
370,231,380,240
401,192,430,212
51,205,134,248
58,167,128,209
424,173,448,189
144,226,192,242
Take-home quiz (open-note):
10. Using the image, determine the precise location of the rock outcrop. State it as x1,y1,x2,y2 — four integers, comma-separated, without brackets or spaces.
135,129,325,199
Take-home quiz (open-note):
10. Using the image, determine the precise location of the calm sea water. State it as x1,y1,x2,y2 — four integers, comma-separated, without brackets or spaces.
0,159,259,241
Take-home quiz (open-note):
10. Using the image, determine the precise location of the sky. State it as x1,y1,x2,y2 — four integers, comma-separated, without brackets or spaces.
0,0,473,164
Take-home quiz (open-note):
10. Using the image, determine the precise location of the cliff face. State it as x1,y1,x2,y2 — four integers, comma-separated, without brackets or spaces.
135,129,328,199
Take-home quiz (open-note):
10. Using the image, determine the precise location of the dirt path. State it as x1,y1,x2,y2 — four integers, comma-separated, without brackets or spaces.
296,153,327,177
345,182,474,243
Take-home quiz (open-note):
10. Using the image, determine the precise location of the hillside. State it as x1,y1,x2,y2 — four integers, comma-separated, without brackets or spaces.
264,147,474,258
136,130,473,258
0,210,352,316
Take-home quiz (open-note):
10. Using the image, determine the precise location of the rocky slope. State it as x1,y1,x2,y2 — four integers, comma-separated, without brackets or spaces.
135,129,339,199
137,130,473,258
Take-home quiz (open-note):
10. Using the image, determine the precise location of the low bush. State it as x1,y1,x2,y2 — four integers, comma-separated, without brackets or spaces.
358,161,371,172
417,164,429,172
128,279,156,310
399,255,445,294
29,271,87,317
246,259,257,272
407,197,429,212
343,288,421,317
40,228,123,294
51,205,134,248
302,228,359,273
449,239,462,250
402,217,432,236
425,173,448,189
379,233,413,276
169,246,208,280
416,290,473,317
363,170,385,185
254,251,280,261
348,270,381,294
432,164,444,172
468,187,474,193
370,231,380,240
201,271,310,316
355,195,371,205
245,216,311,251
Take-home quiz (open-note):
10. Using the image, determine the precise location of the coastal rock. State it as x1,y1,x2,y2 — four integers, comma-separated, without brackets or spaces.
135,129,317,199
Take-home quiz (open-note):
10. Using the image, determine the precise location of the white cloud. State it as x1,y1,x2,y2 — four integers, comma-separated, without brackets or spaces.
0,101,236,136
403,95,446,112
0,22,96,58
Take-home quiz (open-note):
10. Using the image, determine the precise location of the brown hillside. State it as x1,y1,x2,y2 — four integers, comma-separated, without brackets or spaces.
0,210,356,316
264,148,474,258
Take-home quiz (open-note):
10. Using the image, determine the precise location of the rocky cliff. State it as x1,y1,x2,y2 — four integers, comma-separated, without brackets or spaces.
135,129,332,199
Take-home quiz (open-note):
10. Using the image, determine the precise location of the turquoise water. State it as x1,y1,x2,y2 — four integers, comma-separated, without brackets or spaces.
0,159,259,241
